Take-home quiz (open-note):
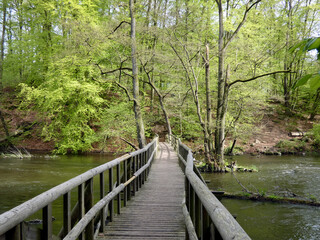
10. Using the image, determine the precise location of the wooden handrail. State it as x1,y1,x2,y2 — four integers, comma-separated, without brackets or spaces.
0,137,158,240
168,134,250,240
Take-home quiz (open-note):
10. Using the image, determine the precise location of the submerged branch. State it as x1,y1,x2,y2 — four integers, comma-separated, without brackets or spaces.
231,170,255,195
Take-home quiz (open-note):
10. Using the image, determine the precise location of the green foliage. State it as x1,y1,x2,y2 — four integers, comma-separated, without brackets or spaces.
275,139,307,153
99,101,137,151
19,55,104,154
309,194,318,202
310,124,320,146
291,37,320,90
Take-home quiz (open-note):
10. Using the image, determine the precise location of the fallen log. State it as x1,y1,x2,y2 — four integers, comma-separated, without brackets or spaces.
217,192,320,207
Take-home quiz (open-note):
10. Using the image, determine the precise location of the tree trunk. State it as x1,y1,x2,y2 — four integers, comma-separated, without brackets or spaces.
0,0,7,90
205,44,213,154
145,77,172,136
0,0,10,140
215,0,226,168
129,0,146,149
283,0,293,115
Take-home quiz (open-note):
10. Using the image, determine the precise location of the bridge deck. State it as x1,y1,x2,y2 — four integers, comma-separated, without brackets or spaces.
98,142,185,240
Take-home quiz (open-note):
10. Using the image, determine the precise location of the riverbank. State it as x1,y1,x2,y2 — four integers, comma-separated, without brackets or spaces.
0,88,319,155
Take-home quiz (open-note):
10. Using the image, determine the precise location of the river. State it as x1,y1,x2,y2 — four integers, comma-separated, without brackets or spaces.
201,154,320,240
0,154,319,239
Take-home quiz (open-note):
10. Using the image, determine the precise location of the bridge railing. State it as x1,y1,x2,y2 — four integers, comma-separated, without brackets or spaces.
168,134,250,240
0,137,158,240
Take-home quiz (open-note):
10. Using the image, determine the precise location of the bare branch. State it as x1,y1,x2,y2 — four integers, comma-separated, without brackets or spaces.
120,137,139,150
99,66,132,75
228,70,291,88
232,171,255,195
108,21,131,36
180,88,192,107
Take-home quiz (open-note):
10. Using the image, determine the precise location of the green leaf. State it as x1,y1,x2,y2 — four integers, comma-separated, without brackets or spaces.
289,39,307,54
309,74,320,90
294,74,313,88
305,37,320,51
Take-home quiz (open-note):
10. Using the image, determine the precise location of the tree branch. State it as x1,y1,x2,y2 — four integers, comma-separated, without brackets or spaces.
180,88,192,107
108,21,131,36
120,137,139,150
223,0,262,51
228,70,291,88
99,66,132,75
163,85,177,99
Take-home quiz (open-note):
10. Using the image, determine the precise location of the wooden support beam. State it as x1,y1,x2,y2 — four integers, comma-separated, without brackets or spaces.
63,192,71,237
109,168,114,222
100,172,106,232
85,178,94,240
117,164,121,214
42,204,52,240
78,183,85,240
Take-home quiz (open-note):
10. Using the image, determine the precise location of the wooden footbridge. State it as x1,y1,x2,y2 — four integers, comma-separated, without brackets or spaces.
0,135,250,240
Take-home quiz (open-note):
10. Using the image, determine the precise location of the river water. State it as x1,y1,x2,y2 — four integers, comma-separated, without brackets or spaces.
0,154,116,235
201,154,320,240
0,154,319,239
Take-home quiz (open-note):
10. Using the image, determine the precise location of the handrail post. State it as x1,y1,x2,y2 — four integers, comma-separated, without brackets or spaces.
85,178,94,240
100,172,106,232
133,155,137,196
195,195,201,237
123,159,128,207
109,168,114,222
202,206,210,240
63,192,71,237
78,183,85,240
142,151,146,184
5,224,21,240
139,154,142,188
127,157,132,201
43,204,52,240
117,164,121,214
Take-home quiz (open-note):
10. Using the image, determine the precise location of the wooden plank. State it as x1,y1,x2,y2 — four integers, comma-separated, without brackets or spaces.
99,142,185,240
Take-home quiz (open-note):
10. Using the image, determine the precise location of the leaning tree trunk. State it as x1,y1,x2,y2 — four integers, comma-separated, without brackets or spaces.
129,0,146,149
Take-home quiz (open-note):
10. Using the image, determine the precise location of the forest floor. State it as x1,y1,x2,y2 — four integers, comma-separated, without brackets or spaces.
0,88,318,154
239,103,317,155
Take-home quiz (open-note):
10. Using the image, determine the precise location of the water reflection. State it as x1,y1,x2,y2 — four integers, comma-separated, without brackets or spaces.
0,153,116,214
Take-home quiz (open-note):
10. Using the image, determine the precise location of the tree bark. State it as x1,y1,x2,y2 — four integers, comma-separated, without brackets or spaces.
205,44,213,154
0,0,10,140
0,0,7,90
129,0,146,149
214,0,261,169
215,0,226,168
